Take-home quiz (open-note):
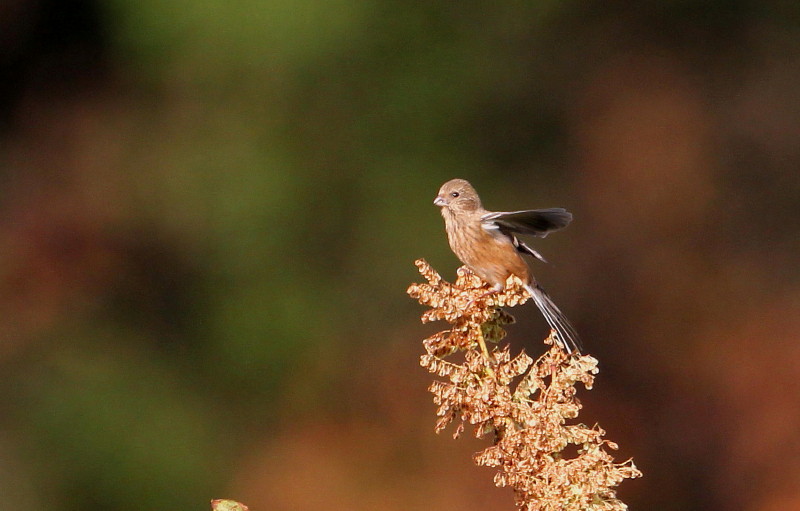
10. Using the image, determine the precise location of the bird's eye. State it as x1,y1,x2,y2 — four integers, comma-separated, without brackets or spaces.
451,192,460,198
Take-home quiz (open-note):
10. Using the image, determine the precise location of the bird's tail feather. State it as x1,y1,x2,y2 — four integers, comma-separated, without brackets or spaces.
525,283,582,354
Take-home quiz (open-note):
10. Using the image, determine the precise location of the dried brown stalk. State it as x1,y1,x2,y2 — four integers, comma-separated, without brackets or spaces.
407,259,641,511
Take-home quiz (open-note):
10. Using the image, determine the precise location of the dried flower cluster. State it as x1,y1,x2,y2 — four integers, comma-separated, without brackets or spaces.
211,499,249,511
407,259,641,511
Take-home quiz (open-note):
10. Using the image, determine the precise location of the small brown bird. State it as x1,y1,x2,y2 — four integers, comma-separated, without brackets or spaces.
434,178,581,353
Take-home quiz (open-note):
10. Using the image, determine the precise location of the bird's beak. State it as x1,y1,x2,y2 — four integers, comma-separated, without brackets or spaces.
433,196,446,207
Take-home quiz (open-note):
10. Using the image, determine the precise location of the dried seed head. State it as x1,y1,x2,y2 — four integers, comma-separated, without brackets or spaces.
408,259,641,510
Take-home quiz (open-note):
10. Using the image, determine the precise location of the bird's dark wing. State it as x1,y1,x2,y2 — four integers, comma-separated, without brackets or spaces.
515,239,548,263
481,208,572,237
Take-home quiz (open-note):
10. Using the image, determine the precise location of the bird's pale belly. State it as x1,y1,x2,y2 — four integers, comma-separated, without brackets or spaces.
450,231,530,289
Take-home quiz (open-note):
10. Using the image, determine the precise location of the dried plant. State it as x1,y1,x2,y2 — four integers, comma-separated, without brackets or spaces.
211,499,249,511
407,259,641,511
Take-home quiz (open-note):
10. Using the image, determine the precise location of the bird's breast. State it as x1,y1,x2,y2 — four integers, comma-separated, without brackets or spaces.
443,211,531,288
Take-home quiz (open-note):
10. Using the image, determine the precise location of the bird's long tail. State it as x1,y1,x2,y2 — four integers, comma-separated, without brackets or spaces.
524,283,582,354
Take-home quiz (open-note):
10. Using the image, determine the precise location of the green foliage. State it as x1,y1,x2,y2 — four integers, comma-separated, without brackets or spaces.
17,333,220,511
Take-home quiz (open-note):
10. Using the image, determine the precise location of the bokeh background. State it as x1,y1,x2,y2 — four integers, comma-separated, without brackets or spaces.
1,2,799,510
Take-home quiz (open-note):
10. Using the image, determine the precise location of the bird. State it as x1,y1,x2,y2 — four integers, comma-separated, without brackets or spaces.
433,178,581,354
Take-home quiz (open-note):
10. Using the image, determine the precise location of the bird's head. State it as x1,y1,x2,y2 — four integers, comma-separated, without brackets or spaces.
434,179,482,213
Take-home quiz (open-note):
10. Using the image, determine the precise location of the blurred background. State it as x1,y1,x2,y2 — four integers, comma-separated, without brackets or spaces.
0,1,798,510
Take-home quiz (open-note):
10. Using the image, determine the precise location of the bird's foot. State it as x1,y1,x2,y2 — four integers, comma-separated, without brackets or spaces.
465,287,502,311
